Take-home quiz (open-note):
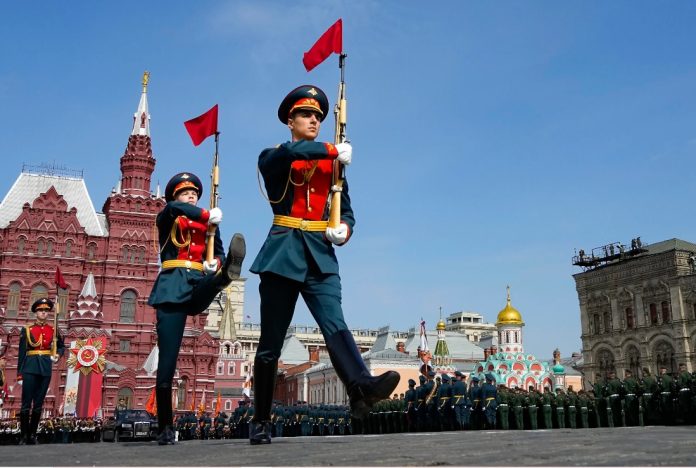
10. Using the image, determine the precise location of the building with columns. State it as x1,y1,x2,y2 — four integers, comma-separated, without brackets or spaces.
573,238,696,383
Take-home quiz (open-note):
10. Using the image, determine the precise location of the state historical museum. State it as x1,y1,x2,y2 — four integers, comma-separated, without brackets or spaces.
0,74,219,418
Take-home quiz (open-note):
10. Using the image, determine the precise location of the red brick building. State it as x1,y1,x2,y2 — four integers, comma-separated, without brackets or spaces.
0,74,218,418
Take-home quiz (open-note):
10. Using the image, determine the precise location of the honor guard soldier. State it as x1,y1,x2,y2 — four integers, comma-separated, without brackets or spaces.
497,385,510,430
148,172,246,445
437,374,453,431
593,373,607,427
405,379,418,432
526,386,539,430
676,363,692,424
605,370,624,426
249,85,399,444
541,387,553,429
658,366,675,424
17,298,65,445
622,369,640,426
468,376,482,430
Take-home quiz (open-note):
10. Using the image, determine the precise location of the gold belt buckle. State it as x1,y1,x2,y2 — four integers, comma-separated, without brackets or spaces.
299,220,309,231
185,260,192,269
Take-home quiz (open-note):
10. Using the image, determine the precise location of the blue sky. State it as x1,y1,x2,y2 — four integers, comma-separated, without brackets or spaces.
1,1,695,357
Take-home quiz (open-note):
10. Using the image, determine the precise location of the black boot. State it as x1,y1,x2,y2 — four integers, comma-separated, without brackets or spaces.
156,387,176,445
325,330,400,420
27,411,41,445
249,358,276,445
18,411,29,445
215,233,246,287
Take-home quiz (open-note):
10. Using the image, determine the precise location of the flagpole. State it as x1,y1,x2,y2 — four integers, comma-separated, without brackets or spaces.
206,132,221,263
328,53,348,228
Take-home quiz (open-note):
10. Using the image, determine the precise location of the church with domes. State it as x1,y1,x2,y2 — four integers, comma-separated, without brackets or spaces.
470,287,556,390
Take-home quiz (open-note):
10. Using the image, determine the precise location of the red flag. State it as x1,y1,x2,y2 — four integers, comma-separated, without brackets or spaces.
303,19,343,72
184,104,218,146
214,391,222,417
145,388,157,416
55,267,68,289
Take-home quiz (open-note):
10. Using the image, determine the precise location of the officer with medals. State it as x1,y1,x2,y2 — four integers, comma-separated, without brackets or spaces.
17,298,65,445
148,172,246,445
249,85,400,444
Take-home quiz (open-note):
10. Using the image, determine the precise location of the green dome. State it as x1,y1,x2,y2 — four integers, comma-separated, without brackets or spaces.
552,363,565,374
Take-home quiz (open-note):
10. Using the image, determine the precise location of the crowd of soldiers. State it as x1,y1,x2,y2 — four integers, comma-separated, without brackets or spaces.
360,364,696,433
0,417,102,444
174,401,353,440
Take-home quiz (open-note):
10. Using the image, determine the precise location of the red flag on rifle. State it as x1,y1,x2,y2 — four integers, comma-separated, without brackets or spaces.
184,104,218,146
55,267,68,289
303,18,343,72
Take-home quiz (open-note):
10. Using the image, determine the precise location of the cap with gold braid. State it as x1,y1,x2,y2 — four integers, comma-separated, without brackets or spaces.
165,172,204,202
31,298,54,312
278,85,329,123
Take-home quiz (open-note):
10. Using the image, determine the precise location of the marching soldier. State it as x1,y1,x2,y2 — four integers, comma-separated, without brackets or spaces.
553,388,566,429
541,387,553,429
577,390,589,428
565,386,578,429
249,85,399,444
593,373,607,427
148,172,246,445
17,298,65,445
437,374,453,431
512,388,524,430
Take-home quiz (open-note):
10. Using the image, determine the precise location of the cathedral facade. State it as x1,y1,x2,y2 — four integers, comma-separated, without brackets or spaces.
0,74,219,418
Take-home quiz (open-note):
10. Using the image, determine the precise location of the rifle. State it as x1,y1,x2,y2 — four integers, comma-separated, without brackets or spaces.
328,54,348,229
206,133,221,263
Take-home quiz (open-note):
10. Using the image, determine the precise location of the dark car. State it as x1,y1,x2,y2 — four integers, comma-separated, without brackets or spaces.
101,409,158,442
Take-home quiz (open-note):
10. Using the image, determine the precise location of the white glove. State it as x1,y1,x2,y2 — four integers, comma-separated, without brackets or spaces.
208,207,223,225
325,223,349,245
50,355,59,363
203,259,219,275
336,142,352,166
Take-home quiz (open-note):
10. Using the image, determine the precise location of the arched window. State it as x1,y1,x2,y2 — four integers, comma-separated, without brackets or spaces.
65,240,72,257
625,307,634,329
117,388,134,409
87,243,96,260
7,282,21,318
122,246,130,263
228,362,236,375
29,284,48,306
17,236,26,254
596,349,615,376
37,238,45,255
177,377,188,410
130,247,137,264
655,341,677,375
603,312,612,332
224,344,231,355
626,346,641,378
119,290,137,323
138,247,146,264
650,303,659,325
661,301,671,324
58,288,69,314
46,239,53,255
514,331,519,342
217,362,224,375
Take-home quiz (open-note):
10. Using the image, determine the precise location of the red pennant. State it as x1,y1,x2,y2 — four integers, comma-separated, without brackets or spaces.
55,267,68,289
184,104,218,146
303,19,343,72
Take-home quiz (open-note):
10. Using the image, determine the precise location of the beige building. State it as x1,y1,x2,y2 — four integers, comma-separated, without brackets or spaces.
573,238,696,383
444,311,497,343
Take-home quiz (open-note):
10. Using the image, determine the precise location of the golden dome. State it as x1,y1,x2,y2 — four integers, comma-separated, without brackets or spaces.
496,286,524,325
436,319,446,330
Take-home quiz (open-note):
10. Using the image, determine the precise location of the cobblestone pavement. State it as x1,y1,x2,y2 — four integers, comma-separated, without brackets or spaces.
1,426,696,466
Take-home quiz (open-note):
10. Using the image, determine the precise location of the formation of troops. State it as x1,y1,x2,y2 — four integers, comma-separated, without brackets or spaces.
0,417,102,445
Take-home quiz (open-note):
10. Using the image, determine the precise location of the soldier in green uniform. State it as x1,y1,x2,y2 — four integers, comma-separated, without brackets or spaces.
577,390,589,428
17,299,65,445
676,363,692,425
553,388,566,429
657,366,674,425
565,386,578,429
525,386,539,430
605,370,624,427
496,385,510,430
593,373,607,427
512,387,524,430
622,369,640,426
640,368,658,425
249,85,399,444
148,173,246,445
541,387,553,429
451,372,468,430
